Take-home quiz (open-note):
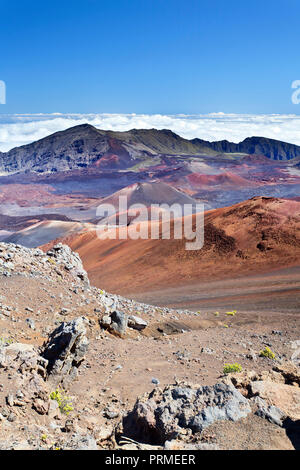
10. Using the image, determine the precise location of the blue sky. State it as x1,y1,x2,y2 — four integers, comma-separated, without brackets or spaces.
1,0,300,115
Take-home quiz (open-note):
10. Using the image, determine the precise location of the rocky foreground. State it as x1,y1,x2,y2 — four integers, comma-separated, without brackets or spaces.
0,242,299,450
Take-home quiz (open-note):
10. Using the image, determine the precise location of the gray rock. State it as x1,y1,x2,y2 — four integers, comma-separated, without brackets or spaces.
246,351,257,361
100,315,112,328
48,399,60,419
104,408,119,419
272,330,282,336
128,315,148,331
254,398,286,427
201,347,214,355
110,310,128,336
290,340,300,350
6,394,14,407
64,433,98,450
5,343,35,354
291,348,300,367
0,349,6,368
42,317,89,381
25,318,36,330
124,382,251,444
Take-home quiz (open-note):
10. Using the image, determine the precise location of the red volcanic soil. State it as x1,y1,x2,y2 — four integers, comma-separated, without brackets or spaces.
186,171,253,189
0,184,61,207
0,183,97,209
94,154,120,168
49,197,300,297
93,138,130,168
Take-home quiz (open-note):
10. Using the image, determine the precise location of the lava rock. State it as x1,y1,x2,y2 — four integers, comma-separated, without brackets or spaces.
109,310,128,336
124,382,251,444
42,317,89,381
128,315,148,331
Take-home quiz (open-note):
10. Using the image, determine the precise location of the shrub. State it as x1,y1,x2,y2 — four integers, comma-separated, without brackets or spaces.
226,310,237,316
259,347,276,359
0,336,13,346
50,388,74,415
223,363,243,374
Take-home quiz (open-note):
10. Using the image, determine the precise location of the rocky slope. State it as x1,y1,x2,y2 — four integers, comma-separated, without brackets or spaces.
1,125,300,175
0,241,299,450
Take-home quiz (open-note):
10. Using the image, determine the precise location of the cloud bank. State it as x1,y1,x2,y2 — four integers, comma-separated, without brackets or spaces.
0,113,300,152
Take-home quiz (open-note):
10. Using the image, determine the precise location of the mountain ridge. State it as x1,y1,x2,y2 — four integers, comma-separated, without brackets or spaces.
1,124,300,175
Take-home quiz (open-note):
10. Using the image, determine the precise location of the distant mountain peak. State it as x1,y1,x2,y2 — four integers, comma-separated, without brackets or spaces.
0,125,299,175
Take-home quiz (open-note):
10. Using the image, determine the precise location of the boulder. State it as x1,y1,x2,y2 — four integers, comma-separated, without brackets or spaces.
255,403,286,427
273,362,300,386
123,382,251,444
101,315,112,328
32,398,49,415
250,380,300,420
100,310,128,337
128,315,148,331
42,317,89,381
100,311,147,335
251,396,286,427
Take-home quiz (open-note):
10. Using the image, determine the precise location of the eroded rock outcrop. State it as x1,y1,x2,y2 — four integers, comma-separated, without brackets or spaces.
42,317,89,382
123,382,251,444
100,310,148,336
223,361,300,422
250,381,300,421
0,242,90,288
100,310,128,337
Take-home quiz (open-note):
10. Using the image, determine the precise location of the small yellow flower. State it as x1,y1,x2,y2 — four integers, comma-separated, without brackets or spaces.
223,363,243,374
226,310,237,316
259,347,276,359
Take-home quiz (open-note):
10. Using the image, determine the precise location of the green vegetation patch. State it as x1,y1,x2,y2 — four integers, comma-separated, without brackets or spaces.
226,310,237,316
50,388,74,415
223,363,243,374
259,347,276,359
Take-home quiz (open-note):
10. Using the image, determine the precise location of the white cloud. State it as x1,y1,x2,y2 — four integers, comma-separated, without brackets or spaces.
0,113,300,152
